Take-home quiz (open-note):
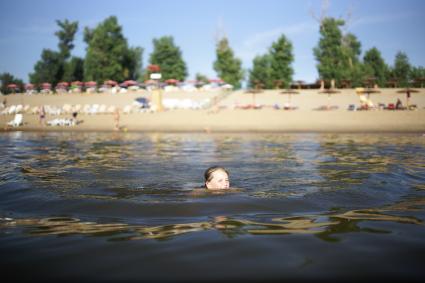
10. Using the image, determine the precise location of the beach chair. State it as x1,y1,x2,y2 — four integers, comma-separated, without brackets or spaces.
123,105,132,114
347,104,356,111
88,104,99,115
107,105,116,114
8,105,16,114
15,104,23,113
99,104,107,113
7,113,23,127
387,103,395,110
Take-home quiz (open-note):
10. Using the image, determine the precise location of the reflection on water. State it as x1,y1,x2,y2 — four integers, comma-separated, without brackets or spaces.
2,196,423,241
1,132,425,280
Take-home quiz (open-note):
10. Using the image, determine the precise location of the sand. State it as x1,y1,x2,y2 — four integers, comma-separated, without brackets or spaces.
1,88,425,133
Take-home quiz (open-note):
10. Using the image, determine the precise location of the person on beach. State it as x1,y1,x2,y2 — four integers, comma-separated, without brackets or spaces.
114,108,120,130
396,98,403,110
204,166,230,190
39,105,46,126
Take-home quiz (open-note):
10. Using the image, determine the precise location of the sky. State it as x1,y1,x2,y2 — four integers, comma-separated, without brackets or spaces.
0,0,424,84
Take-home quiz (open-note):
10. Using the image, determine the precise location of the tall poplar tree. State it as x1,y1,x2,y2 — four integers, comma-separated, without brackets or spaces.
149,36,187,81
269,35,294,87
314,18,346,84
213,37,244,89
248,54,273,89
30,19,79,85
363,47,388,87
392,51,411,87
84,16,143,83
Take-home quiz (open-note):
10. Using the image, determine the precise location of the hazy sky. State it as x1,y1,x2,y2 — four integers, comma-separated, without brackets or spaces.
1,0,424,83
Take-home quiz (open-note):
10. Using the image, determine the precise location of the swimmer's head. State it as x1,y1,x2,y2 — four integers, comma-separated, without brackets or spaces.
204,166,230,190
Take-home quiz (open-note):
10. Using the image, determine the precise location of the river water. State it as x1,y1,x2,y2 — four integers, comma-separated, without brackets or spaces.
1,132,424,282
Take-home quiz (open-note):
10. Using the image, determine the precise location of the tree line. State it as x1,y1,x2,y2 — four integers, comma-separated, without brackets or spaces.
1,15,424,94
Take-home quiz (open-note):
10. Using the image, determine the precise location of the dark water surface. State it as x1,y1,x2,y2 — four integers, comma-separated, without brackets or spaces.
1,132,425,282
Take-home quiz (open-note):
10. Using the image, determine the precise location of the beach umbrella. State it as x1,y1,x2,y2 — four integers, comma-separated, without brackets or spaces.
358,87,381,100
84,81,97,87
292,80,305,90
104,80,117,86
7,83,18,89
318,88,341,110
147,64,160,72
59,82,69,87
396,88,420,108
56,82,69,89
386,78,398,88
165,79,179,85
7,83,19,93
273,80,284,89
355,87,381,109
25,83,34,90
144,80,156,85
413,77,425,88
280,89,300,106
245,80,265,107
41,83,52,89
71,81,83,86
123,80,138,86
208,78,224,84
363,77,377,88
340,79,352,88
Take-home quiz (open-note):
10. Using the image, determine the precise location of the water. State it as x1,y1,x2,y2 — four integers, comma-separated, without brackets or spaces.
1,132,425,282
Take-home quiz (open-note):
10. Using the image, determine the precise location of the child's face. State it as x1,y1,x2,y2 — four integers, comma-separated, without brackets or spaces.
206,170,230,190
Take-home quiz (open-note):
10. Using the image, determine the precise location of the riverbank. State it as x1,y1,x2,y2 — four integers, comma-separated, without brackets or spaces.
1,88,425,132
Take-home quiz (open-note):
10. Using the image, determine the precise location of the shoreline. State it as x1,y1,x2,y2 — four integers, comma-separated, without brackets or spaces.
1,89,425,133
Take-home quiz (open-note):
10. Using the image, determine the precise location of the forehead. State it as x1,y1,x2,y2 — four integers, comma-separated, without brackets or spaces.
211,170,228,179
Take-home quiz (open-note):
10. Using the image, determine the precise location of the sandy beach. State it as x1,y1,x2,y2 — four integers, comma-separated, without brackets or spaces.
1,88,425,132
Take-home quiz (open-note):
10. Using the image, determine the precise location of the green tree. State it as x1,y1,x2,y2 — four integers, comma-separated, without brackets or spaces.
29,49,64,86
313,17,346,85
30,19,79,85
55,19,78,60
213,37,244,89
124,47,143,81
363,47,388,87
249,54,273,89
393,51,411,87
410,66,425,87
63,56,84,82
342,33,361,67
149,36,187,81
195,73,209,87
84,16,142,83
341,33,366,86
0,72,24,94
269,35,294,88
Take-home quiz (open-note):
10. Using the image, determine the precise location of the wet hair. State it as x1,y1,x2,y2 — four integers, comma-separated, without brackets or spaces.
204,166,229,184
